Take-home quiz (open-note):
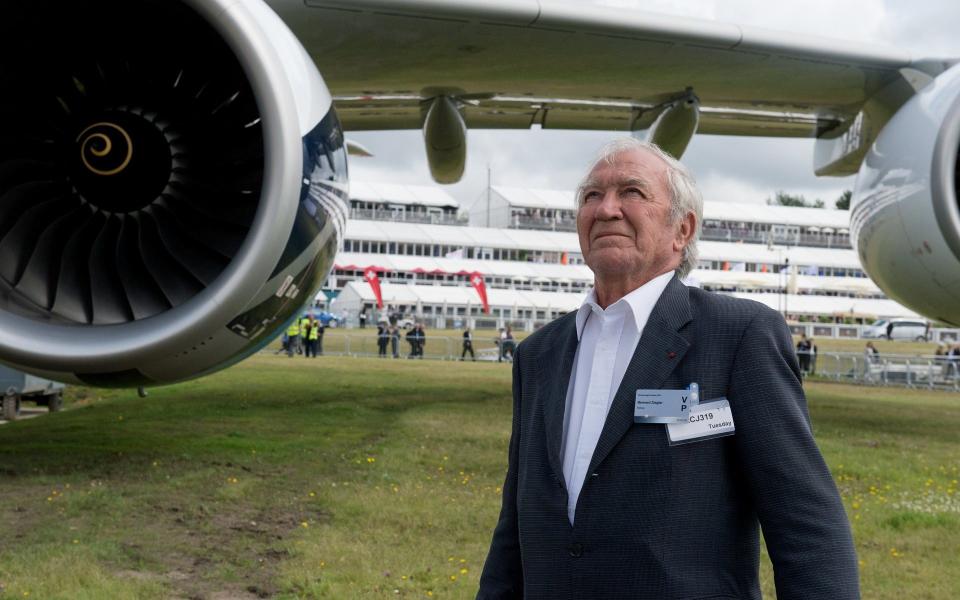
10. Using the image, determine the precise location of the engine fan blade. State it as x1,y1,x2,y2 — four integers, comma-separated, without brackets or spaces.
155,192,246,259
15,199,91,310
165,171,258,228
0,181,59,245
88,215,134,324
148,203,228,286
52,211,104,324
137,211,204,306
0,160,54,194
0,187,72,287
116,215,171,320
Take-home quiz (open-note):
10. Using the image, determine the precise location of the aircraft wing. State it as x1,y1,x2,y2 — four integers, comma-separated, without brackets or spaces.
270,0,954,150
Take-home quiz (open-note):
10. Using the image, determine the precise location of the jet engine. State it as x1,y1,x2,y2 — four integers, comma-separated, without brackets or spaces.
852,63,960,326
0,0,348,386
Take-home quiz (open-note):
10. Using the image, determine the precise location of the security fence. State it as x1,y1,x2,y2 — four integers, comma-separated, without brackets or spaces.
326,314,960,341
266,334,960,390
788,323,960,343
803,351,960,391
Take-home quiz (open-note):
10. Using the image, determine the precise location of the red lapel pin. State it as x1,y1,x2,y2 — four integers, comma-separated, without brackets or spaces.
667,351,677,359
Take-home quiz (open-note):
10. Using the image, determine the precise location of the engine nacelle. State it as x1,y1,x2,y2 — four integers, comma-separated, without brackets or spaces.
852,63,960,326
0,0,348,385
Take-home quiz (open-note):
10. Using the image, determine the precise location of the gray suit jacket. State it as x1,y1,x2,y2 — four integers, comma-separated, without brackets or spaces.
478,276,859,600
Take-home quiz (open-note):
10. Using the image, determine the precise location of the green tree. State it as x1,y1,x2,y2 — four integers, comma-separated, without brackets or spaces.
767,191,825,209
835,189,852,210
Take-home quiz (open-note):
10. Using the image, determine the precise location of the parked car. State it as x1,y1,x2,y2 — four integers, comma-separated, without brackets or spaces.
312,311,340,327
862,318,930,341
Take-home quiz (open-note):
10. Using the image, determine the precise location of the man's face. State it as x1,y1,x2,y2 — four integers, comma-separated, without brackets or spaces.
576,148,687,280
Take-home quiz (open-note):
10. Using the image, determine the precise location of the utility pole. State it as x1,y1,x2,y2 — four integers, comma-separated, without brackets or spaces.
486,163,491,228
783,257,790,320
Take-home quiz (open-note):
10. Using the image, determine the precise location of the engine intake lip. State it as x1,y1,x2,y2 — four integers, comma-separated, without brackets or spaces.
932,86,960,264
0,0,304,374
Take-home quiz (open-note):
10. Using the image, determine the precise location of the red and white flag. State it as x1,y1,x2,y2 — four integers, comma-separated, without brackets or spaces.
469,271,490,314
364,266,383,309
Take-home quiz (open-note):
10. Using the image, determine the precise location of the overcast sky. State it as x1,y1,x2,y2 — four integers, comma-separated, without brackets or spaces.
345,0,960,212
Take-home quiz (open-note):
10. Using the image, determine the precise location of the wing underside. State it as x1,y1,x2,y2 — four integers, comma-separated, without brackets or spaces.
331,94,827,138
268,0,948,135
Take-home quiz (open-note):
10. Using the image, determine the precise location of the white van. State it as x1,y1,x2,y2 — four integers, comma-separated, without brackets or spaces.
862,318,929,341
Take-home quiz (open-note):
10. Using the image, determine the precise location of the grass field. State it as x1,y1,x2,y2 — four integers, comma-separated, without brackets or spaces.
795,337,940,356
1,355,958,599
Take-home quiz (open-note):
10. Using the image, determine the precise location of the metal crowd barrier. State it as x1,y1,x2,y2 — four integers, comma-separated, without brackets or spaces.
266,337,960,389
800,351,960,391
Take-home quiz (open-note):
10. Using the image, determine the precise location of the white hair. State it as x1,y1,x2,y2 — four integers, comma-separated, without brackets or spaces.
575,137,703,278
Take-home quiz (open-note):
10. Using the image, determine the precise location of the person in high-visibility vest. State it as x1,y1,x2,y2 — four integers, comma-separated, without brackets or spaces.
297,315,310,355
285,320,301,357
305,316,320,357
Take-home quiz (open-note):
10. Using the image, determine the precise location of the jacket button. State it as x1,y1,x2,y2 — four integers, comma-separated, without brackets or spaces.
568,543,583,558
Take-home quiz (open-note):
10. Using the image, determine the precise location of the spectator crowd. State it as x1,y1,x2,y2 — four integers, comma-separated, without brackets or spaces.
275,310,519,363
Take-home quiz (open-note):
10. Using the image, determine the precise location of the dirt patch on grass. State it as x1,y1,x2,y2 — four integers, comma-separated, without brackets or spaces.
129,476,332,599
0,466,332,599
205,590,268,600
0,482,66,547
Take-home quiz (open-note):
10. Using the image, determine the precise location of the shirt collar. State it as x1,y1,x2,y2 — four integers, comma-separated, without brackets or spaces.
575,270,675,340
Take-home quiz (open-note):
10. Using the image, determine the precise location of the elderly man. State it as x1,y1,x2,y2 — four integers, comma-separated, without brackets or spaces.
477,138,858,599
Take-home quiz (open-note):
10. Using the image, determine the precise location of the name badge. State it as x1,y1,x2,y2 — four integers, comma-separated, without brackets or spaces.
666,398,736,445
634,383,699,424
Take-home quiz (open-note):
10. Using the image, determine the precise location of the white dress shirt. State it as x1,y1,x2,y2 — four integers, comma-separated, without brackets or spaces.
561,270,674,524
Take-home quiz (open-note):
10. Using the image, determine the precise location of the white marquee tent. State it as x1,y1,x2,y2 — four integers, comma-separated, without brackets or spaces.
332,252,881,296
333,281,918,322
344,221,862,270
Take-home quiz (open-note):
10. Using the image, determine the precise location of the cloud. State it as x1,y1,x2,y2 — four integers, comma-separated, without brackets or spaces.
349,129,615,206
698,171,849,208
349,130,855,209
881,0,960,57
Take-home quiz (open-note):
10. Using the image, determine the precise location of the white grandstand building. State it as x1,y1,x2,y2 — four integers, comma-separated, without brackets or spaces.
324,180,923,332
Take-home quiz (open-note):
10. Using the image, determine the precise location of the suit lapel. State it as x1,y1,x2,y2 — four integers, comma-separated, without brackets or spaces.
587,276,693,475
537,312,579,485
